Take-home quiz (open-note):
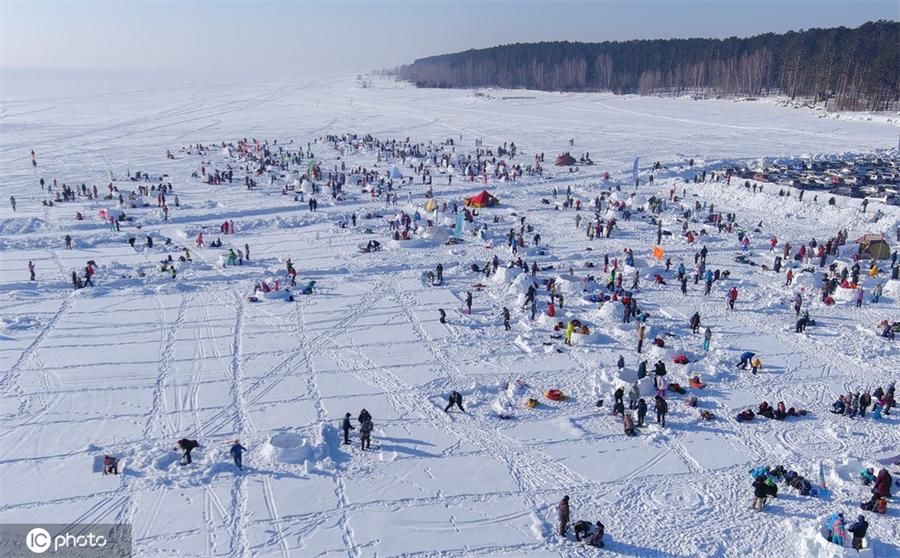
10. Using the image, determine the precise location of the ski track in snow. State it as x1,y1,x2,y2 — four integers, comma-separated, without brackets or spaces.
1,73,899,558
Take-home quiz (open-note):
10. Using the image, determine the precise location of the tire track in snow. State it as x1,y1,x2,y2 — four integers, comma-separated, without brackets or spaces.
0,293,73,401
143,293,190,440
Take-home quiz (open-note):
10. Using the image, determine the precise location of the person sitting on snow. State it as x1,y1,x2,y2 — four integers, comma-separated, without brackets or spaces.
572,520,591,541
860,467,876,485
585,521,604,548
831,397,845,414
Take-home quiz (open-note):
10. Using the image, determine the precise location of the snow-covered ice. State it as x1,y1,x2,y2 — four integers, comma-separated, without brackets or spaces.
1,72,898,557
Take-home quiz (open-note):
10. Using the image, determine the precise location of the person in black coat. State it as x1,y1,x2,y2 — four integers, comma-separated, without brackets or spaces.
358,409,372,424
176,438,199,464
654,396,668,427
445,391,465,413
847,515,869,550
342,412,355,444
751,475,768,511
636,399,648,426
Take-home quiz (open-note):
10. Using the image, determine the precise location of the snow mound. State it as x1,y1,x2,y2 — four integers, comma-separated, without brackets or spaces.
592,301,625,322
260,431,324,466
1,315,41,331
882,279,900,299
509,272,538,294
491,265,523,285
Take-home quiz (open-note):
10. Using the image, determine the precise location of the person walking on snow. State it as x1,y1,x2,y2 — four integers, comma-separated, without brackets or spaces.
703,327,712,351
628,383,640,410
465,291,472,315
636,398,648,426
855,287,864,308
445,391,465,413
196,232,204,247
64,234,72,250
230,440,247,469
689,312,701,334
9,196,15,212
558,496,570,536
502,307,511,331
727,287,738,310
28,261,35,281
342,413,355,444
654,396,668,427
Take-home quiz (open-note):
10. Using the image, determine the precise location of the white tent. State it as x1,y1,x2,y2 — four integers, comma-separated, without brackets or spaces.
389,166,404,179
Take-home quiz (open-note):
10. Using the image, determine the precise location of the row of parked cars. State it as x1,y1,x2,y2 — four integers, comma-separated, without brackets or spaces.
728,154,900,204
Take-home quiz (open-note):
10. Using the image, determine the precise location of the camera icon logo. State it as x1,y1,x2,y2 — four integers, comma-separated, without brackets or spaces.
25,528,52,554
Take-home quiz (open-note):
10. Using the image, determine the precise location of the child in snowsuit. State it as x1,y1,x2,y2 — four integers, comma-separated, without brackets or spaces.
750,356,762,375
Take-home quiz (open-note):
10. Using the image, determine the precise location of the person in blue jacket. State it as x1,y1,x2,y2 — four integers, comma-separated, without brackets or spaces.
736,351,755,369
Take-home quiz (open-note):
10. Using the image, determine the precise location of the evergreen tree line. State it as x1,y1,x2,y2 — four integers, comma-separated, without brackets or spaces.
395,21,899,111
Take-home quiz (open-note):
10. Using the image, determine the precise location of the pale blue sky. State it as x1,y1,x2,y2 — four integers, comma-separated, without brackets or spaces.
1,0,897,74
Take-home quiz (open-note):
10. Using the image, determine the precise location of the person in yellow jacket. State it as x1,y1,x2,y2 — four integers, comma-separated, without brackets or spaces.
565,321,575,345
750,356,762,375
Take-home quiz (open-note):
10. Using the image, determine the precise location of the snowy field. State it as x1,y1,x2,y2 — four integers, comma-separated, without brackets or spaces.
1,72,899,557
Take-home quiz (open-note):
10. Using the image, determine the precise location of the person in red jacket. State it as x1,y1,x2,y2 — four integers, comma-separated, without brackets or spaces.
727,287,738,310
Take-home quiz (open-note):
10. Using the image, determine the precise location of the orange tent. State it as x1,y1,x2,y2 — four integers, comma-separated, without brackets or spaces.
652,246,665,260
464,190,499,208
